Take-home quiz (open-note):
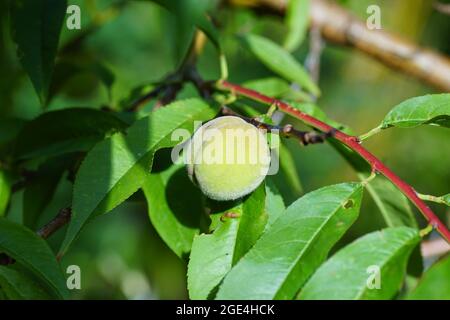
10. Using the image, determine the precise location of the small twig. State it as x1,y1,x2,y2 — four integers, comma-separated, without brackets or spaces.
37,208,72,239
305,24,323,85
421,237,450,258
221,106,334,145
433,1,450,15
127,84,167,112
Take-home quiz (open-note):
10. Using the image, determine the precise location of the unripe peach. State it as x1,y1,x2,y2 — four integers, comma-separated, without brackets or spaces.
186,116,271,201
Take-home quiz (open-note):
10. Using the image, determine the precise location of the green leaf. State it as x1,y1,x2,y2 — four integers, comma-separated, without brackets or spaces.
0,118,25,158
60,99,216,256
0,170,11,217
284,0,310,52
407,254,450,300
148,0,220,63
23,155,74,229
10,0,67,105
297,100,418,230
299,227,420,300
143,164,207,259
243,77,310,102
216,182,363,300
49,61,115,104
289,101,348,130
381,94,450,129
278,141,303,195
443,194,450,206
0,218,68,299
265,178,285,228
0,265,52,299
14,108,128,160
240,34,320,96
187,185,267,300
362,174,417,228
243,77,291,98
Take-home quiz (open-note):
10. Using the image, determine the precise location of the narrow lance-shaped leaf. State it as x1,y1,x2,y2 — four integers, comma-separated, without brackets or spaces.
240,34,320,96
0,218,68,299
407,254,450,300
187,185,267,300
299,227,420,300
10,0,67,105
0,266,52,300
381,94,450,129
60,99,216,255
14,108,128,160
284,0,310,52
216,182,363,300
143,163,208,259
265,178,285,228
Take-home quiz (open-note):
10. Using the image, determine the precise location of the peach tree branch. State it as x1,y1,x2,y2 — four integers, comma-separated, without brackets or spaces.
217,80,450,243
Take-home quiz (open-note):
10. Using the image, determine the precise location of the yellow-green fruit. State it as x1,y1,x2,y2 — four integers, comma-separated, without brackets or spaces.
186,116,271,201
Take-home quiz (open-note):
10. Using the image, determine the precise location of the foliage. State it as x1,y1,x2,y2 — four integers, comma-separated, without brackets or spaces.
0,0,449,300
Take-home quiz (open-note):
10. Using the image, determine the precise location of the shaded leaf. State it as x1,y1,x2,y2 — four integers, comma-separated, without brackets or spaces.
0,218,68,299
362,174,417,228
0,170,11,217
240,34,319,96
23,155,75,229
299,227,420,300
381,94,450,129
14,108,128,160
143,164,207,259
49,61,115,104
188,185,267,300
216,182,363,300
407,254,450,300
0,265,52,300
284,0,310,52
60,99,216,255
10,0,67,105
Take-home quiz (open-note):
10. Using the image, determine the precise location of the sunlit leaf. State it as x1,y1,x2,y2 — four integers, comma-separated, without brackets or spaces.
284,0,310,52
240,34,320,96
60,99,216,255
299,227,420,300
381,94,450,129
216,182,363,299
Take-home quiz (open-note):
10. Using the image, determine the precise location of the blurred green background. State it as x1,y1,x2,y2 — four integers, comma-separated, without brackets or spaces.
1,0,449,299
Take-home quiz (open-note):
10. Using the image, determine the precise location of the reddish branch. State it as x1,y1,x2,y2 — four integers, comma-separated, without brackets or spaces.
228,0,450,92
218,80,450,243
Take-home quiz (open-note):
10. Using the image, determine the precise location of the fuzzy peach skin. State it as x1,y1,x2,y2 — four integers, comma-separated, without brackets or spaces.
186,116,271,201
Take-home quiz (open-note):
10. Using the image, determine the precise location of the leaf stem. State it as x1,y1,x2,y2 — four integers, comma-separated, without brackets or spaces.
417,193,449,206
216,80,450,243
359,125,383,141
